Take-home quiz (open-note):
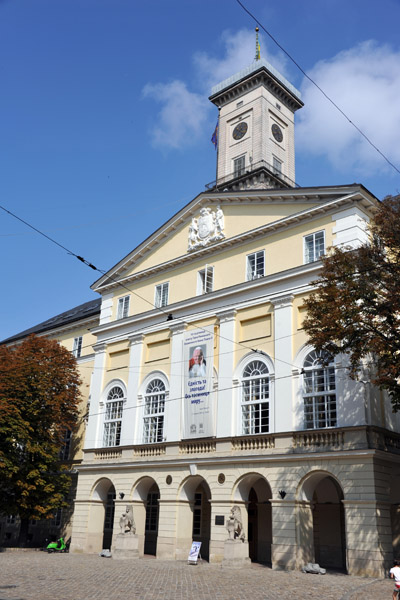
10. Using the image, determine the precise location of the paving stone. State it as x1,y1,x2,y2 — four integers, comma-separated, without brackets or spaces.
0,552,394,600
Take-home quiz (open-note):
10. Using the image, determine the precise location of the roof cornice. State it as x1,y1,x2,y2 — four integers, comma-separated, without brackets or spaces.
93,187,376,293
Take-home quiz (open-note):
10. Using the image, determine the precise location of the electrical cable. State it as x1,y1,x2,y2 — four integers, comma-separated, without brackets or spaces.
235,0,400,176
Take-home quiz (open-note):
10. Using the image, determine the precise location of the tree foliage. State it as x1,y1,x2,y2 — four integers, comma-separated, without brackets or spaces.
0,335,81,523
303,194,400,410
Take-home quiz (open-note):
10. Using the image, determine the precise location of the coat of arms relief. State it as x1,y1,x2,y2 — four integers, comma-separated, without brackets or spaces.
188,205,225,251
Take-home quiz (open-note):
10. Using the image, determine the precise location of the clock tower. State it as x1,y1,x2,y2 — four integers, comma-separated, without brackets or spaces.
208,39,303,191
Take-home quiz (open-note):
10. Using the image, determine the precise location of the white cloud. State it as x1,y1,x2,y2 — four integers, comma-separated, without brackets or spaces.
297,41,400,176
142,80,208,150
142,29,288,151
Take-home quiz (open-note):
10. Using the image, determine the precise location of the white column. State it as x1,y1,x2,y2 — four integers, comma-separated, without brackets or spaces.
166,321,185,442
271,295,294,433
84,342,107,449
216,309,236,438
120,333,144,446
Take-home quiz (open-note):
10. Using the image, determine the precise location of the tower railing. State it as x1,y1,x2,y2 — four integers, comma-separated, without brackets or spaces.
205,159,299,191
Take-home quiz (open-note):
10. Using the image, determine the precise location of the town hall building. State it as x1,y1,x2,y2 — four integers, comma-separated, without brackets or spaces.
3,43,400,578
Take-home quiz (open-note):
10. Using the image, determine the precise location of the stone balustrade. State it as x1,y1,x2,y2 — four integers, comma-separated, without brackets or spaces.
83,425,400,464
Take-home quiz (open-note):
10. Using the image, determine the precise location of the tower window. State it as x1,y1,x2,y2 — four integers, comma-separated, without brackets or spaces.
233,155,245,177
272,156,282,175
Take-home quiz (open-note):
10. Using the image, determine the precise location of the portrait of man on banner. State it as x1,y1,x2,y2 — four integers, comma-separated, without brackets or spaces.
188,345,207,378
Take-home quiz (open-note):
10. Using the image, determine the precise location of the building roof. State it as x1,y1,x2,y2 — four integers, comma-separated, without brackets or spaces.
210,59,302,103
1,298,101,345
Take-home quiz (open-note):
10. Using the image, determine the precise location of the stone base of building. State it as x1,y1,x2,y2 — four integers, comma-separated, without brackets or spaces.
222,539,251,567
112,533,139,560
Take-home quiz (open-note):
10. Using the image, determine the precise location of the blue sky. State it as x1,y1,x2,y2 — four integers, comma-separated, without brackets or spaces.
1,0,400,341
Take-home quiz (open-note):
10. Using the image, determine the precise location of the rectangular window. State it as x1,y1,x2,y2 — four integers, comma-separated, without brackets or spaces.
197,266,214,295
304,231,325,264
242,377,270,434
246,251,265,281
233,155,245,177
103,400,123,447
155,282,169,308
72,336,82,358
117,295,130,319
59,429,72,460
272,156,282,174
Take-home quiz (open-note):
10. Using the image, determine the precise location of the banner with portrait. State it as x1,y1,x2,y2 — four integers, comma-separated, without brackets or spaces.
183,327,214,439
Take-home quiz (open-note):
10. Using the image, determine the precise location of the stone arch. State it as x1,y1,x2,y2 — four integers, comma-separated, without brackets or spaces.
296,470,346,571
232,472,272,564
176,475,212,561
86,477,115,553
131,476,160,557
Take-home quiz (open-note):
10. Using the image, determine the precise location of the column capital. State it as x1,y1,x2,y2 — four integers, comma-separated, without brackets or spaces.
128,333,145,346
169,321,186,335
93,342,107,354
216,308,237,323
270,294,294,309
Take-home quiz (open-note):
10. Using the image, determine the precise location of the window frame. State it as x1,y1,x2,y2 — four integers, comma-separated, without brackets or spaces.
102,385,125,447
72,336,82,358
143,378,167,444
117,295,130,320
246,250,265,281
155,282,169,308
233,155,246,177
241,359,270,435
304,230,325,264
197,265,214,295
302,349,336,430
272,156,282,175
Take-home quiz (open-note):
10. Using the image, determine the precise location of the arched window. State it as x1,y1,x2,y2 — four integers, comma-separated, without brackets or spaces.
241,360,269,435
103,386,125,447
143,379,165,443
303,350,336,429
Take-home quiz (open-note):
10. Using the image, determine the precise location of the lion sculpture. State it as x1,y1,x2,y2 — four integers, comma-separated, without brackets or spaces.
226,505,245,542
119,505,136,535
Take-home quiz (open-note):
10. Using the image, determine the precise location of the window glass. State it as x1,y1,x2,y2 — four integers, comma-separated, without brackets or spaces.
241,360,270,434
246,251,265,280
233,155,245,177
304,231,325,264
143,379,166,443
197,266,214,295
303,350,336,429
117,295,130,319
103,386,124,447
155,283,169,308
72,336,82,358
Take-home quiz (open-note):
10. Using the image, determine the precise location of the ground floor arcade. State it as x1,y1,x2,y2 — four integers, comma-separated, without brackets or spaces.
70,448,400,578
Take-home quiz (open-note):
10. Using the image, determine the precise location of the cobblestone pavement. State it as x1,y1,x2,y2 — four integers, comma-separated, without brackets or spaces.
0,552,394,600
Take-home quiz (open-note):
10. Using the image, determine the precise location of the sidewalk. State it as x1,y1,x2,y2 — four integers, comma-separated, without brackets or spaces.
0,552,394,600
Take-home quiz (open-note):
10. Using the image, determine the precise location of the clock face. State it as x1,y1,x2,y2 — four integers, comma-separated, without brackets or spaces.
271,123,283,143
232,121,248,140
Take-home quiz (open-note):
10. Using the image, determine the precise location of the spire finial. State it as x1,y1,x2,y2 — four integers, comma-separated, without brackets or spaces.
255,27,260,61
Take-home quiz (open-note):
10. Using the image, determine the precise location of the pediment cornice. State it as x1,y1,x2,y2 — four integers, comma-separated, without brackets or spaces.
92,186,376,293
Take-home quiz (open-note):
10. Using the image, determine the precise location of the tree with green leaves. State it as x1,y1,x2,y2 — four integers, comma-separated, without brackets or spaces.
0,335,81,542
303,194,400,410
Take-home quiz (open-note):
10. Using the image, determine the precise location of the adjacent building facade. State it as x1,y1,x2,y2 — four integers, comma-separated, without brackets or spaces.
3,53,400,577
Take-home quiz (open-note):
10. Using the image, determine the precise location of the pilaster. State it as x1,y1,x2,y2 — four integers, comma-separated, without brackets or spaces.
84,342,107,449
216,309,236,438
271,295,294,433
167,321,186,442
120,334,144,446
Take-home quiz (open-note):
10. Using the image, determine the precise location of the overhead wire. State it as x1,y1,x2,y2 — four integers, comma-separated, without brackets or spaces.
235,0,400,176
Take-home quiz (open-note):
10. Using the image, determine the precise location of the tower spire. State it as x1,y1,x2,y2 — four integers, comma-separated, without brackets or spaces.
255,27,260,61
